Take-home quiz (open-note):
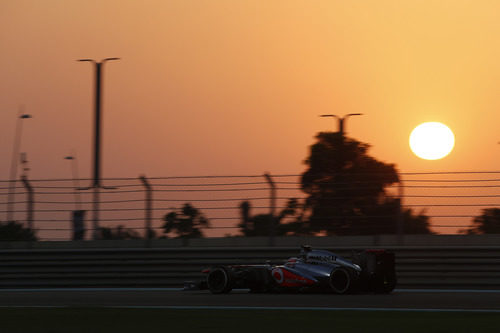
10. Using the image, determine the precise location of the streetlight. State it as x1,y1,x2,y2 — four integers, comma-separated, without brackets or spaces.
318,113,363,231
6,111,32,222
64,154,85,241
64,154,82,210
77,57,120,239
77,58,119,189
319,113,363,136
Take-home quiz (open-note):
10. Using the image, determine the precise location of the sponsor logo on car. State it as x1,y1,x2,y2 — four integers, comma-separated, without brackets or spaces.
308,255,337,262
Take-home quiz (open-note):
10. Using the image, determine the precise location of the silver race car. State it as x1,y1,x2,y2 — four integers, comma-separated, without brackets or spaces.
190,246,396,294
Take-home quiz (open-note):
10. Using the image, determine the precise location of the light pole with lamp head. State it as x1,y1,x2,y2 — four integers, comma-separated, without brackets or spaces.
65,154,85,240
319,113,363,136
77,58,120,239
64,154,82,210
319,113,363,230
6,111,32,222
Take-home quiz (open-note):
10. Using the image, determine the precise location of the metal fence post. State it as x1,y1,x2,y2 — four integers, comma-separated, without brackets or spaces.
264,173,276,246
139,175,153,243
93,187,100,239
21,175,34,231
397,179,405,245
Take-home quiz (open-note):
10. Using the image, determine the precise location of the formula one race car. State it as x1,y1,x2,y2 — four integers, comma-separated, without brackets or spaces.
188,246,396,294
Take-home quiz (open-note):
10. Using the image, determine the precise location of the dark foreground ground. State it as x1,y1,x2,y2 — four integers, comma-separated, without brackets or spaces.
1,289,500,333
0,308,499,333
1,288,500,310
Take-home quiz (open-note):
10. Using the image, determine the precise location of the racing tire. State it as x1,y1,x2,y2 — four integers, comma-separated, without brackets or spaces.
329,267,352,294
207,266,234,294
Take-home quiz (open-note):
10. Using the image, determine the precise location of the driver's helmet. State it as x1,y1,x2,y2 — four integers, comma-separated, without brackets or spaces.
300,245,312,260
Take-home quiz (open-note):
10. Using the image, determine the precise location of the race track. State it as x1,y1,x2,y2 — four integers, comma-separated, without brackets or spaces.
1,288,500,311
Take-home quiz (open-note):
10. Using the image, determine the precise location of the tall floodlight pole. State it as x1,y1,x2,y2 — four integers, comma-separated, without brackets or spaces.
319,113,363,136
6,111,32,222
78,58,119,239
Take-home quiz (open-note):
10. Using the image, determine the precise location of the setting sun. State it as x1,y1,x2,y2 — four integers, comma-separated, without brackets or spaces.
409,122,455,160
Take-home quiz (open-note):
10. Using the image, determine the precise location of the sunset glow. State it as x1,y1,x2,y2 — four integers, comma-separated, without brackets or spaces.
1,1,500,178
2,1,500,238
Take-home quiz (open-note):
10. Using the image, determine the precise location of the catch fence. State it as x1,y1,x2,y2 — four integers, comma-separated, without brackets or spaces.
0,171,499,241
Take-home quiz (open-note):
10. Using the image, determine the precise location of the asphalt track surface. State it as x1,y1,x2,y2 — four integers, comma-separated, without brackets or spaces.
1,288,500,312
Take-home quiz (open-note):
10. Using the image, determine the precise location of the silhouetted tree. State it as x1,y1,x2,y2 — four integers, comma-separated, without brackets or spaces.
241,214,276,237
98,225,141,240
348,197,433,235
163,203,209,240
239,201,251,235
238,199,309,236
0,221,37,241
466,208,500,234
401,208,433,234
300,131,431,235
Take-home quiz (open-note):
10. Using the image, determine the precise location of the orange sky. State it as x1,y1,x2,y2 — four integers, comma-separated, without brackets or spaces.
2,0,500,180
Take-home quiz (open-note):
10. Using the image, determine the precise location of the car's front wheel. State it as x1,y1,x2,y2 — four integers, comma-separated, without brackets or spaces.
207,266,233,294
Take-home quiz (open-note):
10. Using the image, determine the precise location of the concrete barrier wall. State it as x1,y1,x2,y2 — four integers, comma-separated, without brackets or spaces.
1,238,500,289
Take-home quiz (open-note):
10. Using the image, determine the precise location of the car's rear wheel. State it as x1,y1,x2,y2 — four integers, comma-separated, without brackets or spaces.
329,267,351,294
207,266,233,294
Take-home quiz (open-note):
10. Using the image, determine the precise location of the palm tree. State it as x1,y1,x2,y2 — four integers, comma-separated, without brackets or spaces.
163,203,209,241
